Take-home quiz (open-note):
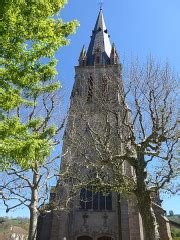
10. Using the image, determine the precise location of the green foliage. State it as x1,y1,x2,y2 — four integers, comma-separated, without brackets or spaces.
172,228,180,237
0,0,79,169
170,216,180,239
0,117,56,168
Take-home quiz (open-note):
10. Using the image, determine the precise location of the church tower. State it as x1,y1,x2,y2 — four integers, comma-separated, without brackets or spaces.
50,8,144,240
37,8,146,240
37,8,174,240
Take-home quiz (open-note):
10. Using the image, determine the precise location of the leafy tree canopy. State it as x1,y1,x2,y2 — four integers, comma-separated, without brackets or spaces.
0,0,79,169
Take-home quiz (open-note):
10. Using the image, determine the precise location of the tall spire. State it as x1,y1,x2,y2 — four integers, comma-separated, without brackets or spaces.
86,8,112,65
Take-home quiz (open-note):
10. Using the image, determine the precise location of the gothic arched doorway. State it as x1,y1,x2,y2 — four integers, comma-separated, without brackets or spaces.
77,236,93,240
98,237,112,240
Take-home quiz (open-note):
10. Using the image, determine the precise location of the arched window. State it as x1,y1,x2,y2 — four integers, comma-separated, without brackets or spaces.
87,76,93,102
77,236,93,240
80,188,93,209
80,188,112,211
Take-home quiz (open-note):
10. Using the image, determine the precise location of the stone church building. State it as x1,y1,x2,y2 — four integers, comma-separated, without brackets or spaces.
37,8,172,240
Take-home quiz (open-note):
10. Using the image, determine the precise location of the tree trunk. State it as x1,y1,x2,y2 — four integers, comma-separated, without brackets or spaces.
28,205,38,240
28,166,39,240
137,193,160,240
135,152,160,240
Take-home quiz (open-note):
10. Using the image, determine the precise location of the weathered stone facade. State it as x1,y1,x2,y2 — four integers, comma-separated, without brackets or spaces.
37,8,172,240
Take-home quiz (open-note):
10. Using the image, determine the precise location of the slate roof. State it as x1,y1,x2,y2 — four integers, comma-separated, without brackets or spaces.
86,9,112,65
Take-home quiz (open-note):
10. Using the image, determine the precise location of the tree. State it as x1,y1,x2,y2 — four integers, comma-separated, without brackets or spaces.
0,1,78,239
123,59,178,240
0,88,64,240
0,142,60,240
61,58,178,240
0,0,78,169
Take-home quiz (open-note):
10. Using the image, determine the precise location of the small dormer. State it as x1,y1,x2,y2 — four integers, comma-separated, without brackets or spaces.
94,47,101,65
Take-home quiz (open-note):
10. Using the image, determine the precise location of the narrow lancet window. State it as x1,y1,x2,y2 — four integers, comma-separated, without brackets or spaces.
87,76,93,102
102,75,108,100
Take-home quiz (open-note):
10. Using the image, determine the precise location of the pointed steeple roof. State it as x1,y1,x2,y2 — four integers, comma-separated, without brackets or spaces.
79,45,86,66
86,9,112,65
110,43,119,64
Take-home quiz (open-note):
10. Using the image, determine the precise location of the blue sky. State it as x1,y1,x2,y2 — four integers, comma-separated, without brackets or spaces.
0,0,179,218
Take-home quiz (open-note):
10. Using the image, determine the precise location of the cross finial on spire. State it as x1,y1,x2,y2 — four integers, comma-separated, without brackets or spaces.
99,0,103,10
